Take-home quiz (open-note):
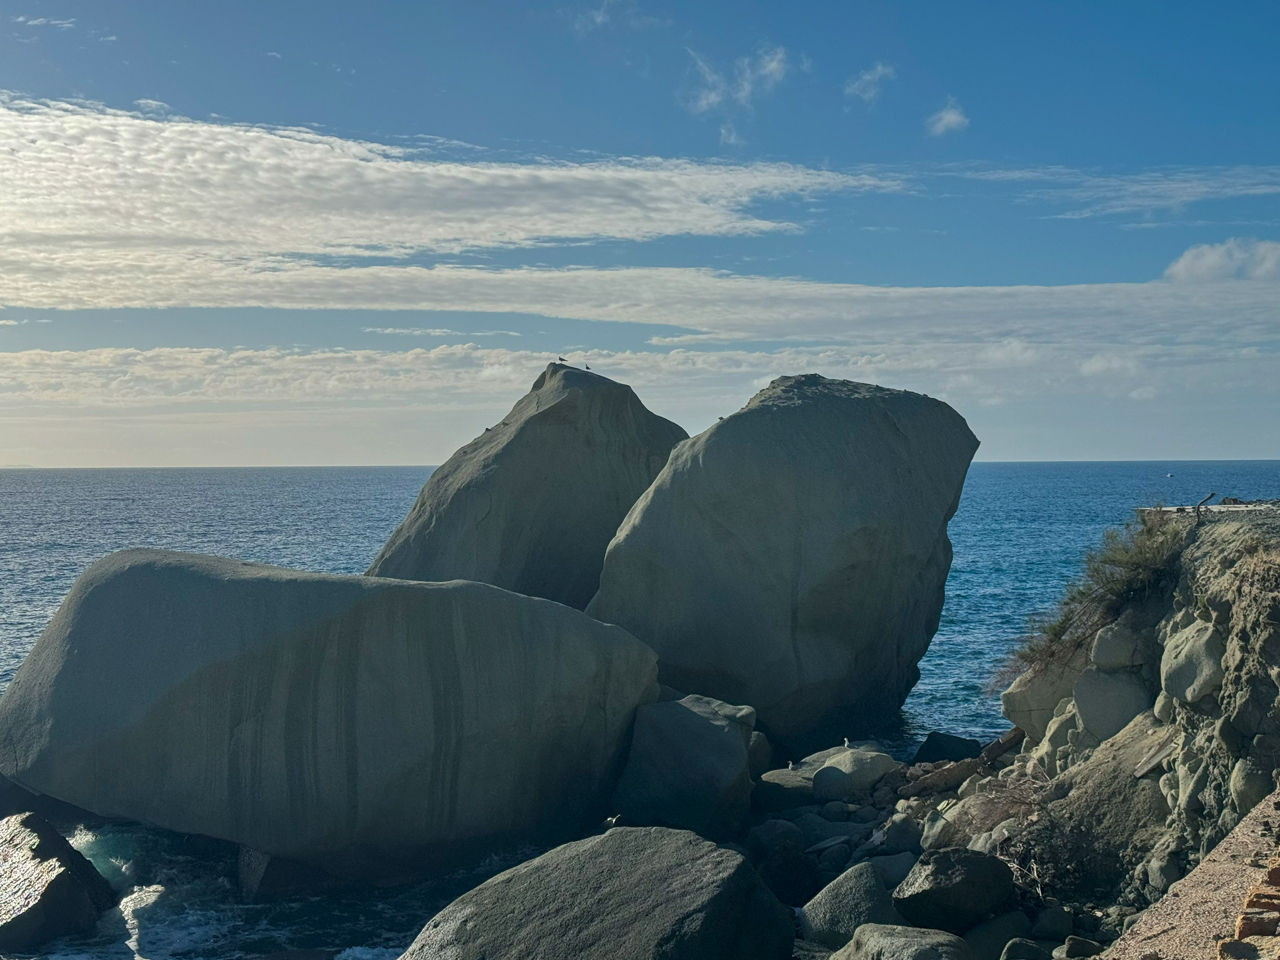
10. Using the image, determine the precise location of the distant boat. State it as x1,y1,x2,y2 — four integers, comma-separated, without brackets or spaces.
1166,473,1173,477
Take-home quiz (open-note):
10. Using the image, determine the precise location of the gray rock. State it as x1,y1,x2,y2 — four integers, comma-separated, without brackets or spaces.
759,845,824,907
892,848,1015,935
834,923,975,960
795,942,835,960
1160,619,1226,704
1071,667,1152,743
921,809,961,851
823,801,850,822
999,940,1052,960
914,733,982,765
757,769,817,812
399,826,792,960
0,812,116,952
1229,756,1273,815
1145,855,1181,893
964,911,1033,960
368,363,686,609
1050,937,1100,959
748,819,805,861
801,862,905,949
1090,620,1144,670
868,852,918,889
1000,649,1088,745
750,731,775,780
1029,906,1072,941
813,750,900,802
1152,691,1174,723
611,694,755,838
0,550,657,877
820,843,852,871
587,375,978,750
880,814,924,856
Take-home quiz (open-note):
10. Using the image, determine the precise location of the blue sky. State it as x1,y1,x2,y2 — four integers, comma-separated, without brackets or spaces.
1,1,1278,465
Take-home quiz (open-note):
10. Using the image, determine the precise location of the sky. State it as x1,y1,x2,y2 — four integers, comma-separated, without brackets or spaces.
1,1,1278,466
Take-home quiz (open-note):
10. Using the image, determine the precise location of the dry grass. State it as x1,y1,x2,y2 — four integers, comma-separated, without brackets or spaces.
989,509,1189,691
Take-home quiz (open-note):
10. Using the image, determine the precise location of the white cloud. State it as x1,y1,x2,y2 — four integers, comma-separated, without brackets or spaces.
1164,238,1280,281
1079,353,1139,376
844,63,896,103
267,51,282,59
13,16,76,28
0,94,884,264
133,98,169,114
719,122,743,146
926,98,969,137
363,327,520,337
685,45,789,115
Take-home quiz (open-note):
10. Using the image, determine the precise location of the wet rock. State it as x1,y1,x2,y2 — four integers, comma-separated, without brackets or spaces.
399,826,791,960
914,733,982,765
964,911,1033,960
892,848,1015,935
0,812,116,952
587,375,978,751
801,862,905,949
368,363,686,609
834,923,975,960
611,694,755,838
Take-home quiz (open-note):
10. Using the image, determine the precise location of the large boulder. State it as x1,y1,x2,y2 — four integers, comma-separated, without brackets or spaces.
1072,667,1153,742
368,363,687,609
0,550,657,877
834,924,975,960
0,812,116,952
800,861,905,949
398,826,793,960
611,694,755,838
587,375,978,749
891,848,1015,934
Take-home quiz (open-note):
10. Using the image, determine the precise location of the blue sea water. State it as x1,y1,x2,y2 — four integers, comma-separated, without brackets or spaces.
1,460,1278,959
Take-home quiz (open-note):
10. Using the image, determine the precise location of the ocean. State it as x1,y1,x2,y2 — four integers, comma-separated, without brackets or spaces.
2,460,1278,959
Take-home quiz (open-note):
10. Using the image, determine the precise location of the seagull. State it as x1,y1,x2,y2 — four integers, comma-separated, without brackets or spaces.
843,737,850,748
787,761,794,771
585,364,591,370
558,356,566,362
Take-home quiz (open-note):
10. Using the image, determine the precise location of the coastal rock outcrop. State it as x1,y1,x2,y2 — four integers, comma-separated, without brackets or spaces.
397,826,793,960
0,812,116,952
0,549,657,877
587,375,978,748
368,363,687,610
611,694,756,838
835,923,975,960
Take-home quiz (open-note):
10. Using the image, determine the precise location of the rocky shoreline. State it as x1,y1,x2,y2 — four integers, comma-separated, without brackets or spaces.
1,365,1277,959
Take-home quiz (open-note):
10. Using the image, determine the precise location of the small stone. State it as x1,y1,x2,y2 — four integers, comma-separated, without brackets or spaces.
1030,906,1073,941
1051,937,1101,959
881,813,924,855
892,848,1015,935
747,818,803,861
1000,939,1053,960
1153,691,1174,723
819,843,851,871
914,732,983,765
822,801,849,822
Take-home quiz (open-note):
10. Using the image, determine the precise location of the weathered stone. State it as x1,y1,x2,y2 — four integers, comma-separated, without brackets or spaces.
814,750,900,802
399,826,792,960
368,363,686,609
587,375,978,750
1050,936,1100,958
1161,619,1227,704
915,732,982,765
1072,667,1153,743
801,862,904,949
964,911,1033,960
1001,649,1089,744
999,939,1052,960
880,814,924,856
1029,906,1072,941
756,769,817,812
750,731,775,780
1152,691,1174,723
892,848,1015,934
1091,619,1145,671
819,843,852,871
748,819,805,862
0,812,115,952
611,694,754,838
834,923,975,960
0,550,657,877
1229,757,1273,816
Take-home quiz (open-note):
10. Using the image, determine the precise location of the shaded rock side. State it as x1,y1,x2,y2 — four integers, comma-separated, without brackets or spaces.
800,861,904,949
0,812,115,952
398,826,793,960
892,848,1015,934
611,694,755,838
0,549,657,877
587,375,978,748
367,363,687,610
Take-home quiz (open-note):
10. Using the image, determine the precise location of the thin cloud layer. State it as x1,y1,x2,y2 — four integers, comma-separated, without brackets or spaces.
0,94,883,263
845,63,896,104
926,98,969,136
1165,238,1280,281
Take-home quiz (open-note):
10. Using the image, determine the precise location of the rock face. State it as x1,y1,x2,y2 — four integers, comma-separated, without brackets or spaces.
892,848,1015,934
0,550,657,877
0,812,116,952
367,363,687,610
587,375,978,748
398,826,793,960
611,694,756,838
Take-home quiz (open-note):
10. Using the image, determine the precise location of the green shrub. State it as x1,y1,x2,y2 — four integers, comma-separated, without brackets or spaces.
990,509,1189,690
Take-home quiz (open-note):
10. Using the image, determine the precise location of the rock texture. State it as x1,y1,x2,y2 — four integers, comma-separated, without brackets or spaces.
834,924,975,960
611,694,756,838
800,861,904,949
398,826,793,960
0,812,115,952
368,363,687,609
892,848,1015,934
0,549,657,877
588,375,978,748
